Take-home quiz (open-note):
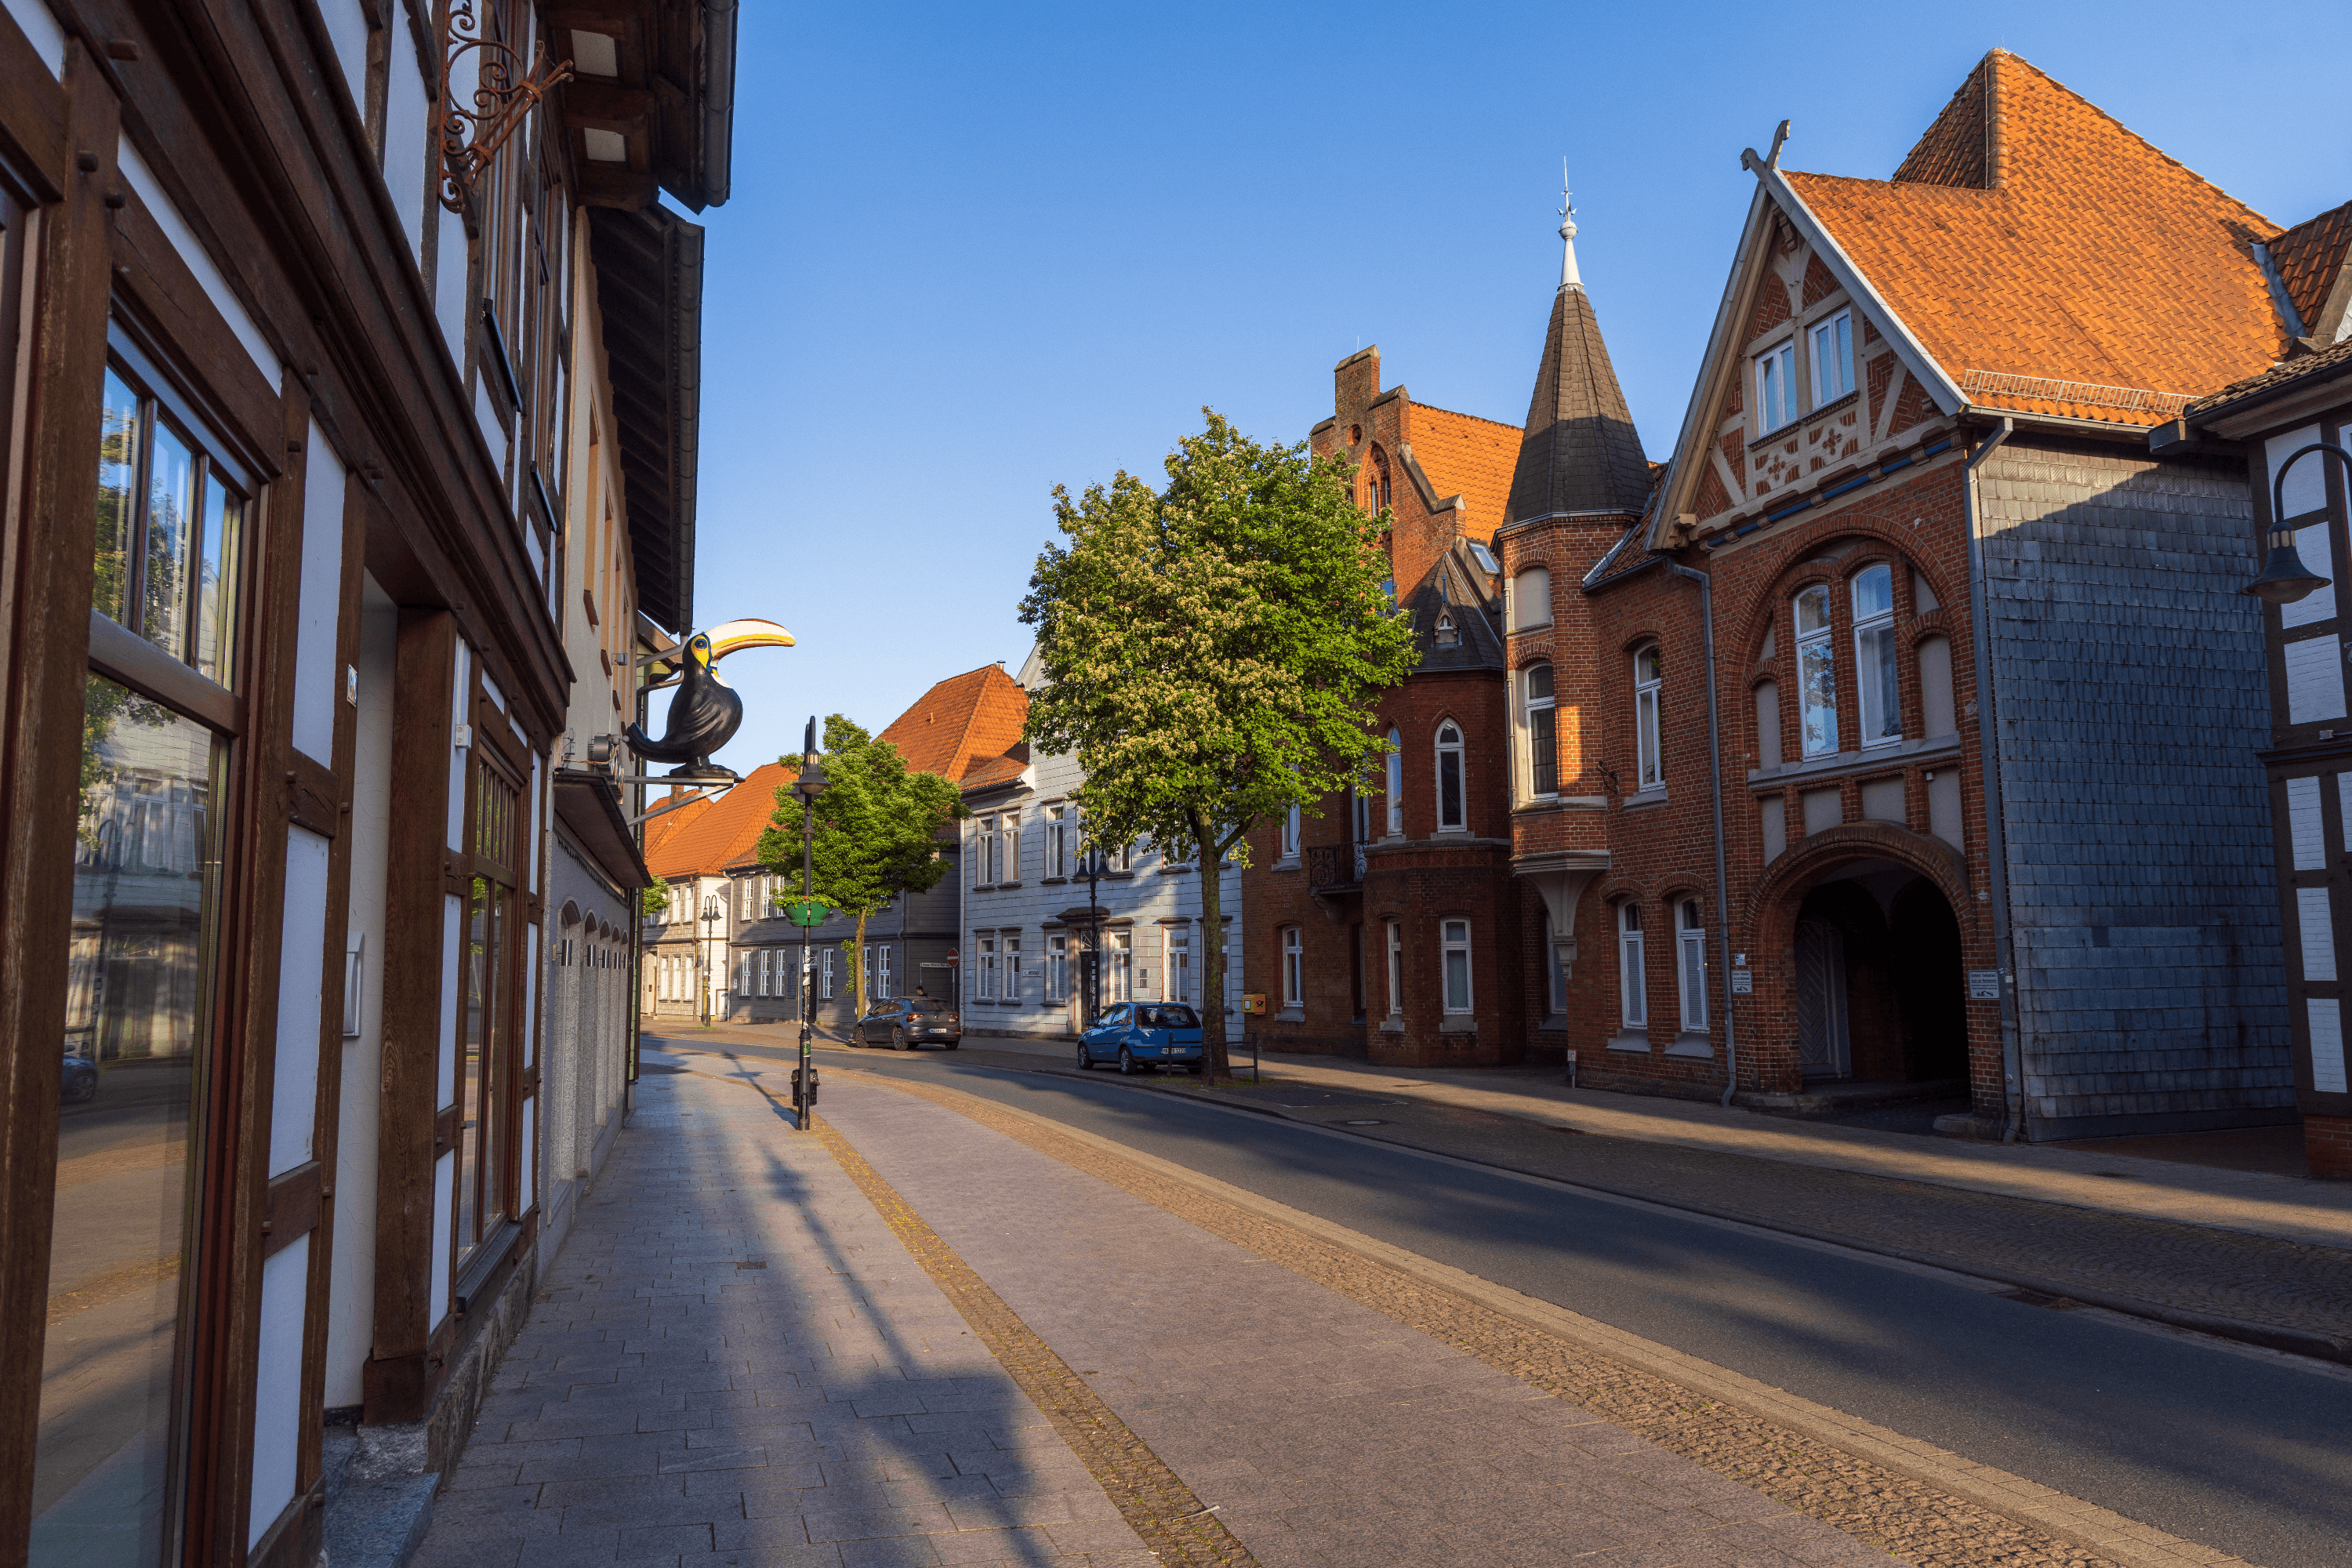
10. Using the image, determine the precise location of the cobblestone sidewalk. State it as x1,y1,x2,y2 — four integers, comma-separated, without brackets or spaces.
412,1066,1154,1567
816,1079,1901,1568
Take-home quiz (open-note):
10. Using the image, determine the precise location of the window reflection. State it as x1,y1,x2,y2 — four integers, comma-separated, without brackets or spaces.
36,677,220,1566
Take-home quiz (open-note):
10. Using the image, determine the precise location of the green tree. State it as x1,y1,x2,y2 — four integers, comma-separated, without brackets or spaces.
756,715,966,1021
641,884,670,920
1021,409,1417,1082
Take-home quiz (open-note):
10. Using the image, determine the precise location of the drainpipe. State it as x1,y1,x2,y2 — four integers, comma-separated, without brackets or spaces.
1663,561,1740,1106
1962,419,2025,1141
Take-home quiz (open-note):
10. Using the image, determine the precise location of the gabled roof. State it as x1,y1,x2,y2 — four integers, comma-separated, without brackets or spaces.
644,760,791,880
1503,278,1652,522
1406,405,1523,540
2184,335,2352,423
2267,199,2352,341
1784,52,2282,424
1403,548,1505,673
875,663,1030,784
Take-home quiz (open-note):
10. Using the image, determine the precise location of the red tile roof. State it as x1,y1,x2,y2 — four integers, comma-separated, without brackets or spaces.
644,760,792,880
2270,199,2352,337
1410,404,1523,541
1786,50,2285,428
874,663,1030,784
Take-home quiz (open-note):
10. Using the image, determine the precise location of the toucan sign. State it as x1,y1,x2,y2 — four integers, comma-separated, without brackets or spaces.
781,898,830,927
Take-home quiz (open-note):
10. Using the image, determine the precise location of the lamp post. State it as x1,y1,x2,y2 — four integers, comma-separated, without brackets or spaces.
699,894,723,1026
2244,442,2352,604
1082,844,1104,1025
791,715,827,1128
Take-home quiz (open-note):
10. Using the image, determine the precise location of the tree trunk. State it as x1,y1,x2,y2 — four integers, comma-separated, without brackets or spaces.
1193,808,1232,1083
851,907,870,1020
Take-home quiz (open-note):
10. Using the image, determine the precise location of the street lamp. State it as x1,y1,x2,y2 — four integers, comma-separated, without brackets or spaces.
1081,844,1105,1025
792,715,827,1128
699,894,723,1026
2244,442,2351,605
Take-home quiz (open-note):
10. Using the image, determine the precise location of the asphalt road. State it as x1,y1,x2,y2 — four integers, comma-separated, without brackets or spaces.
647,1037,2352,1566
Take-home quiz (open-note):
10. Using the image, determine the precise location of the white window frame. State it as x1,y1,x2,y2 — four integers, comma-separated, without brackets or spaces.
1542,910,1566,1016
1852,564,1900,748
1435,721,1465,832
1168,927,1191,1004
1385,728,1403,836
1618,902,1647,1031
1282,927,1304,1007
1441,920,1472,1013
1044,805,1066,878
1809,309,1853,405
1004,932,1022,1001
1677,898,1708,1033
877,944,892,999
1385,921,1403,1015
1633,647,1662,790
1108,930,1133,1000
758,948,771,996
1281,804,1301,860
1046,933,1067,1001
1756,338,1798,433
1524,662,1558,799
1795,584,1838,757
976,933,998,1000
821,949,835,1000
1003,814,1020,881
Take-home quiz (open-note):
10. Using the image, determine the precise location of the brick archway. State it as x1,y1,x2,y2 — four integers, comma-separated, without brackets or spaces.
1739,822,1993,1099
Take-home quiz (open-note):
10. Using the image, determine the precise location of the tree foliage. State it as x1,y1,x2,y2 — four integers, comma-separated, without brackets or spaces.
1020,409,1417,1077
756,715,966,1018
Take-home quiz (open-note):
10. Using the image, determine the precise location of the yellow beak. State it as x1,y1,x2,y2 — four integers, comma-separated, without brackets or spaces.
704,619,797,662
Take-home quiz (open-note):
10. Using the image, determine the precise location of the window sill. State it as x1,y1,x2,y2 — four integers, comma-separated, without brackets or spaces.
1537,1014,1568,1033
1378,1016,1405,1033
1042,877,1068,886
1607,1033,1651,1053
996,880,1023,889
1277,1007,1304,1022
1439,1014,1476,1033
1432,826,1472,838
1508,620,1554,635
1665,1033,1715,1059
1621,788,1668,811
1272,857,1301,871
1748,732,1959,791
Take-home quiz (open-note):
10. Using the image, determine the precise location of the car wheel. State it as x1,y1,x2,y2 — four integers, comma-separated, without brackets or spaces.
67,1074,96,1103
892,1027,910,1051
943,1039,960,1050
1076,1043,1093,1070
1117,1046,1138,1076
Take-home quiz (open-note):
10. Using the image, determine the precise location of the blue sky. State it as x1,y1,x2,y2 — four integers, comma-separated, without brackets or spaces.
678,0,2350,774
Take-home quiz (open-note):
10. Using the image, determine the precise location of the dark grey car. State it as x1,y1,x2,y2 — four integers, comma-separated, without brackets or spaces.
853,996,961,1050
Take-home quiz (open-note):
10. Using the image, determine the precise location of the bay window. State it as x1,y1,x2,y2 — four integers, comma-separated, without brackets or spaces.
1525,663,1558,797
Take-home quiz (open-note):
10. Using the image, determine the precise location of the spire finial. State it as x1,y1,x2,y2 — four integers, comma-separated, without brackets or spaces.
1557,162,1582,292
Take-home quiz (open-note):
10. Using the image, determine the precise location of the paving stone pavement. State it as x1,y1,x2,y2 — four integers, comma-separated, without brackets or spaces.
412,1067,1152,1567
816,1080,1901,1568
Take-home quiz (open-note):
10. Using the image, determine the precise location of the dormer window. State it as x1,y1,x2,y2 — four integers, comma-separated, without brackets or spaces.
1435,612,1459,647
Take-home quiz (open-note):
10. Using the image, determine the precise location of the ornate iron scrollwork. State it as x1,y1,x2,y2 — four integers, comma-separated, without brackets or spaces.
438,0,574,214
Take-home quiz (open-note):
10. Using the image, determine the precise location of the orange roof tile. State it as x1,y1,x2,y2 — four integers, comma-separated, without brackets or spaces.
2270,199,2352,337
875,663,1029,784
1408,404,1523,541
1784,51,2285,428
644,760,793,879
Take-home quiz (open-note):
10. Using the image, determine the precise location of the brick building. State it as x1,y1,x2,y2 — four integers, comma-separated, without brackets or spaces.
1499,52,2313,1145
1244,348,1526,1063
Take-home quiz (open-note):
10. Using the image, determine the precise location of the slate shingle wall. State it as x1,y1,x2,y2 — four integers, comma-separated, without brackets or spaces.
1980,441,2296,1138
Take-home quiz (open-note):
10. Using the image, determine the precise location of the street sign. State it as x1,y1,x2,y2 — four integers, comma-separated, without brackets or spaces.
782,898,830,927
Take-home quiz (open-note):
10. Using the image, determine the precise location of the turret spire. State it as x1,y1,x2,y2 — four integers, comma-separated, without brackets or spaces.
1559,163,1582,292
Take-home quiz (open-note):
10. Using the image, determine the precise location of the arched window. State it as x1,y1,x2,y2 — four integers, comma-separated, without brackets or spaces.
1795,584,1837,756
1367,445,1392,512
1634,646,1662,789
1852,564,1899,746
1618,902,1646,1031
1511,567,1551,630
1525,663,1558,797
1435,722,1465,831
1754,679,1781,769
1434,611,1458,648
1677,898,1708,1033
1385,727,1403,835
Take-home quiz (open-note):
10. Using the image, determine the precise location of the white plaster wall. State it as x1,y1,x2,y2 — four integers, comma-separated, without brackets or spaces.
117,143,281,387
291,421,346,764
2,0,64,74
325,580,396,1409
383,1,431,259
318,0,369,112
247,1236,309,1546
269,828,331,1174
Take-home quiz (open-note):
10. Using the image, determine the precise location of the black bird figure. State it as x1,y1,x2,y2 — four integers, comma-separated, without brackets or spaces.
625,619,794,779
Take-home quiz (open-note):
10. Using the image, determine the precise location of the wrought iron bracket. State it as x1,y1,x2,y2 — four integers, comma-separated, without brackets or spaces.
439,0,573,215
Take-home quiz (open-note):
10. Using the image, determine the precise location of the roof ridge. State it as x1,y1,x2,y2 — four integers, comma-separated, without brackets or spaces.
1411,402,1522,433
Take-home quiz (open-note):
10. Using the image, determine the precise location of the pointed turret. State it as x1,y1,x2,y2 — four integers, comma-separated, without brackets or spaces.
1503,185,1653,523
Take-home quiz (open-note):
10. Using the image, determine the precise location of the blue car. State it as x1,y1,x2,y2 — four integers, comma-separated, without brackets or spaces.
1076,1003,1205,1075
61,1051,97,1105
